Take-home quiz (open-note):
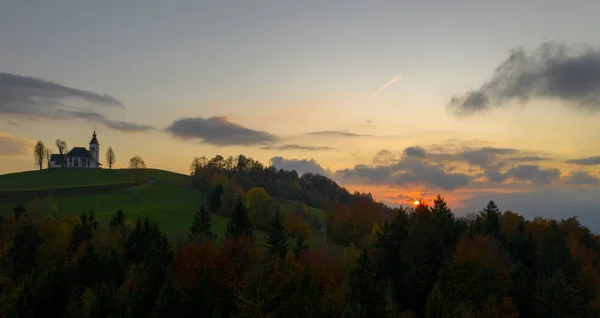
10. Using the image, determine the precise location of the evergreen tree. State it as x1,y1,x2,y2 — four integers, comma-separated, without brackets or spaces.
292,263,323,317
7,222,43,279
109,209,126,231
482,200,501,236
426,282,450,318
266,209,289,258
12,202,26,219
210,184,224,214
347,249,389,318
188,205,217,242
225,199,255,241
293,236,309,259
69,210,98,252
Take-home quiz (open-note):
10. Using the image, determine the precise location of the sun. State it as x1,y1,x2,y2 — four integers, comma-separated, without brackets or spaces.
413,200,420,206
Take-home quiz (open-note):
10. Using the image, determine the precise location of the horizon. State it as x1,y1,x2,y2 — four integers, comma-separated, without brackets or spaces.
2,1,600,230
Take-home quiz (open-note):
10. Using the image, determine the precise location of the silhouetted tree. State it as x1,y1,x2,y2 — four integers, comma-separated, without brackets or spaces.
266,209,289,258
12,202,26,219
128,155,146,169
44,147,52,168
106,146,116,169
226,199,255,241
34,141,45,170
55,139,67,155
209,184,224,214
188,205,217,242
109,209,126,231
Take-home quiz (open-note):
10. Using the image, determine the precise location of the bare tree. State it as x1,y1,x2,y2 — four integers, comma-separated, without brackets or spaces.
45,148,52,169
106,147,116,169
128,155,146,169
33,141,45,170
55,139,67,155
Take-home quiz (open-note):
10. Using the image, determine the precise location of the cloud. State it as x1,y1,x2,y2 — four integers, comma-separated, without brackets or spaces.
505,156,551,163
403,146,426,158
0,72,152,132
0,133,35,157
307,130,372,138
335,164,392,184
6,120,19,126
166,116,279,146
564,171,599,185
372,149,396,165
269,156,330,176
391,156,471,190
372,75,400,96
68,110,153,132
484,164,561,185
448,42,600,114
260,144,335,151
566,156,600,166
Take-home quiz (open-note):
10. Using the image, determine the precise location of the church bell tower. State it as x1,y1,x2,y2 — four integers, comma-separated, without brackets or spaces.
89,126,100,167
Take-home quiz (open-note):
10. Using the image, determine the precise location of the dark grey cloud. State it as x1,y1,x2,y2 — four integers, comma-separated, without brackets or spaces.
564,171,599,185
0,72,152,132
403,146,426,158
335,164,392,184
269,156,330,176
449,42,600,114
0,72,123,114
391,156,471,190
166,116,279,146
0,133,34,156
566,156,600,166
260,144,335,151
307,130,372,138
68,110,153,132
484,164,561,185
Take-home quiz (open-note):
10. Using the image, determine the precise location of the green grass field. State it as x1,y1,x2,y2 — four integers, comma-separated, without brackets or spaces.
0,168,317,247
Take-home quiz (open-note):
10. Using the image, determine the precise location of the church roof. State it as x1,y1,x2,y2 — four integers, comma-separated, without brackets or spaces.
49,154,65,165
90,132,99,145
67,147,92,159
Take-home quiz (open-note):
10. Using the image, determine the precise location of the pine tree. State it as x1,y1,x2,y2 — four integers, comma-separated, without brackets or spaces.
189,205,217,242
347,248,389,318
225,199,255,241
293,263,322,317
109,210,126,231
266,209,289,258
293,236,309,259
483,200,501,236
209,184,224,214
12,202,26,219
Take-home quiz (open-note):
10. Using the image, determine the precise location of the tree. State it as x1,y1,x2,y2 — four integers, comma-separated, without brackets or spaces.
209,184,224,214
44,147,52,168
189,205,217,243
226,199,255,241
55,139,67,155
128,155,146,169
266,209,289,258
109,209,126,231
346,248,389,318
12,202,26,219
106,147,116,169
34,141,45,170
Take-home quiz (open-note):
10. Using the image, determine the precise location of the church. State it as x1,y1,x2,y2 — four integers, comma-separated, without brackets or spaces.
49,129,102,168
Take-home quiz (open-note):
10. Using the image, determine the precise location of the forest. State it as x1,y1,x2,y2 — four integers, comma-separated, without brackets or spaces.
1,153,599,317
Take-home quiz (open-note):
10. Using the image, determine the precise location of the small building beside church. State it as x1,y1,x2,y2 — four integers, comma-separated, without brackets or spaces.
49,129,102,168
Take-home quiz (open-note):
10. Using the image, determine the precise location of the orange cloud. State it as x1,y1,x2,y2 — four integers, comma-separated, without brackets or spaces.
0,133,36,157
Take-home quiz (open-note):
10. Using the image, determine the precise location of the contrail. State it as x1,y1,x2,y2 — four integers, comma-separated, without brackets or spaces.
372,75,400,96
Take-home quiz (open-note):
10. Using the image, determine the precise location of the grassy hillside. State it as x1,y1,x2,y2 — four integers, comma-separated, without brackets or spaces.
0,168,134,191
0,168,318,247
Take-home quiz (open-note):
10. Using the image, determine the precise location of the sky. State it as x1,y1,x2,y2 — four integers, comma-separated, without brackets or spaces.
2,1,600,230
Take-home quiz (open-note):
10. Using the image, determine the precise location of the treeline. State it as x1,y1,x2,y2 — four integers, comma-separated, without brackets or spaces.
189,154,394,215
1,192,600,317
